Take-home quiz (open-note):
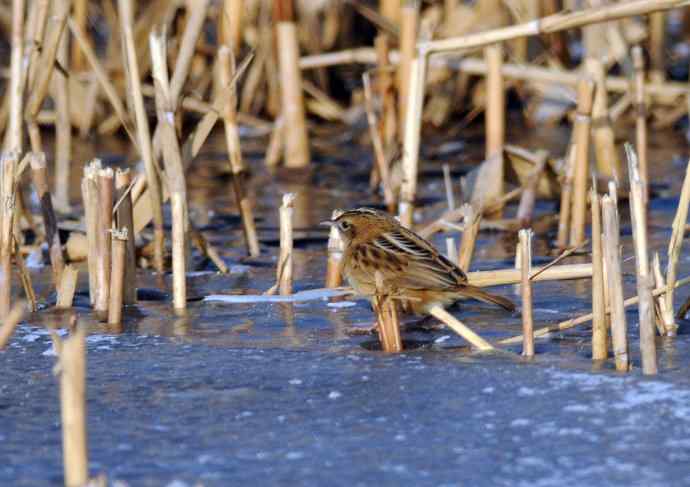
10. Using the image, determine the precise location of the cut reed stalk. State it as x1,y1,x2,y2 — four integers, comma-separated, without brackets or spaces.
625,143,657,375
95,169,114,318
275,3,310,168
30,153,64,286
217,46,261,257
0,151,18,317
81,160,101,306
150,31,189,312
397,2,418,136
601,191,629,372
278,193,295,295
56,265,79,309
114,169,137,305
56,323,88,487
108,228,128,325
569,79,594,247
457,204,481,271
632,46,649,201
519,229,534,357
590,183,608,361
429,305,494,351
586,57,621,180
326,209,345,288
118,0,165,272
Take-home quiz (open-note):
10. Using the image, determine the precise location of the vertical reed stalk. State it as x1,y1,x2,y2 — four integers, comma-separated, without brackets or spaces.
632,46,649,201
625,144,657,375
150,31,189,312
590,183,608,361
95,169,114,318
30,152,64,286
649,12,666,82
446,237,458,264
217,46,261,257
278,193,295,295
53,0,71,212
56,323,88,487
81,161,100,306
118,0,165,272
397,2,418,136
275,0,310,168
108,229,128,325
601,191,629,372
516,150,548,228
0,152,18,317
114,169,137,305
569,78,594,247
375,34,397,149
56,265,79,309
326,209,345,288
556,144,576,249
380,0,402,25
457,204,481,271
71,0,87,70
519,229,534,357
4,0,25,152
219,0,243,54
586,58,621,180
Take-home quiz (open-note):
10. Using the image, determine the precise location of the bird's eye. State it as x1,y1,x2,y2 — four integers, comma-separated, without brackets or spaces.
338,220,351,231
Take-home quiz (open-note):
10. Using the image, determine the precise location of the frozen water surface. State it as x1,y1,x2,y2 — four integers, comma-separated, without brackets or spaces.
3,126,690,485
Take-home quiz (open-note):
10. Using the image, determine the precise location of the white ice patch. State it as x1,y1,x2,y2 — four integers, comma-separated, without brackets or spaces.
204,288,351,304
327,301,357,309
328,391,342,400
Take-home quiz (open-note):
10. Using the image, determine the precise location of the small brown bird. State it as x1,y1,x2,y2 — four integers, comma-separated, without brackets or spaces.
326,208,515,315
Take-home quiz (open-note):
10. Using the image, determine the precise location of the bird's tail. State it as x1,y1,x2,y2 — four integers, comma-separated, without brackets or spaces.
459,285,516,312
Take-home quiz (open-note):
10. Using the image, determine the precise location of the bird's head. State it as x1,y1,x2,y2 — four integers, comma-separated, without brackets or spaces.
322,208,394,245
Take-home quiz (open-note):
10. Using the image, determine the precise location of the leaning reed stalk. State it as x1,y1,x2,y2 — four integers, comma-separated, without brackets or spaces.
56,323,88,487
114,169,137,305
150,31,189,311
569,78,594,247
590,184,608,361
0,300,24,349
277,193,295,295
4,0,25,152
457,204,481,271
95,168,114,318
30,152,64,286
520,229,535,357
468,263,592,287
0,152,18,317
632,46,649,201
275,1,310,168
429,305,494,351
118,0,165,272
108,229,128,325
217,46,261,257
326,209,345,288
397,2,418,136
626,143,657,375
601,191,629,372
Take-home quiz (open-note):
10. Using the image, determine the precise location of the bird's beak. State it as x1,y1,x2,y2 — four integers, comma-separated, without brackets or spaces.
320,220,335,227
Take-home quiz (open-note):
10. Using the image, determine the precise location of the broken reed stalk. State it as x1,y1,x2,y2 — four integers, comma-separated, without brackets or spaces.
56,323,88,487
601,190,629,372
516,150,548,228
81,160,100,306
114,169,137,305
397,2,418,137
150,31,189,312
519,229,534,357
632,46,649,201
373,271,403,352
275,1,310,168
570,78,594,247
590,183,608,361
108,228,128,325
398,55,427,228
556,144,576,249
625,143,657,375
457,204,481,271
326,209,345,288
277,193,295,295
56,265,79,309
29,152,64,286
586,57,621,180
118,0,165,272
0,151,18,317
429,305,494,351
217,46,261,257
652,253,671,334
4,0,25,152
363,71,396,211
95,168,114,318
0,300,24,349
500,275,690,346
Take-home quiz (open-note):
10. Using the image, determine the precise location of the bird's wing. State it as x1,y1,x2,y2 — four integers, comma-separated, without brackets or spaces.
365,227,467,291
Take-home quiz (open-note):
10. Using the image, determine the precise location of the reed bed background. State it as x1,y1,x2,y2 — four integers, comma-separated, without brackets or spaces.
2,0,690,484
